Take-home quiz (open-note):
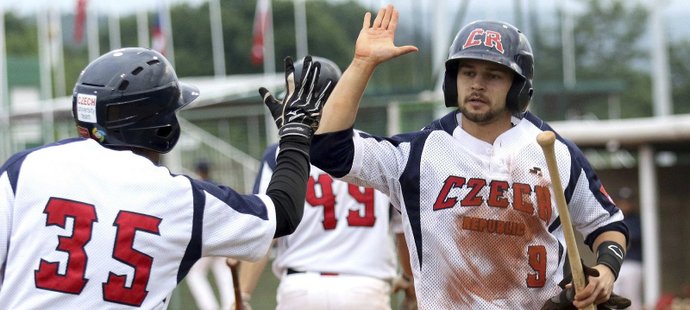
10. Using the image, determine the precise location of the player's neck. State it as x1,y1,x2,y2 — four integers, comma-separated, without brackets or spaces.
460,113,513,145
132,148,161,164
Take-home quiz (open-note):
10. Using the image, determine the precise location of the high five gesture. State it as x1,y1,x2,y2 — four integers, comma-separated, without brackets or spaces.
316,4,417,134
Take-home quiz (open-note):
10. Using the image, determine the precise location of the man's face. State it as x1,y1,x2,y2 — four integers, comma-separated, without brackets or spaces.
456,59,514,124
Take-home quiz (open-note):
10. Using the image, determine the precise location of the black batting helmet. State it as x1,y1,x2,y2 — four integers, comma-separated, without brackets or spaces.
293,56,342,90
72,47,199,153
278,56,341,100
443,20,534,114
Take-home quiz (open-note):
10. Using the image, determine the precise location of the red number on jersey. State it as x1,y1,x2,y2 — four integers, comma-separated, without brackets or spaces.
306,173,377,230
526,245,547,287
346,185,376,227
35,198,97,294
103,211,161,306
35,198,161,307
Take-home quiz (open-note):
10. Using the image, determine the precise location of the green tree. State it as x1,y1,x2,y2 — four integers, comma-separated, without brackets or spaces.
5,13,38,56
531,0,652,120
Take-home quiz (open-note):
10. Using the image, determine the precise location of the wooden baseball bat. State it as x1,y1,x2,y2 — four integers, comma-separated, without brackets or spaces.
537,131,595,310
226,258,243,310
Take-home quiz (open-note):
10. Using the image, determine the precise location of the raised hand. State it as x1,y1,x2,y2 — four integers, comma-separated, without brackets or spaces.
260,56,334,154
354,4,418,66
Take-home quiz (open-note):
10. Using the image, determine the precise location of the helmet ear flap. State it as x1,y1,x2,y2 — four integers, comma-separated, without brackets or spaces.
506,77,533,115
443,61,459,108
520,79,534,112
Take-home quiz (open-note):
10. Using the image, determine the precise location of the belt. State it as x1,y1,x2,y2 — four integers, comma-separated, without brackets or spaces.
286,267,339,276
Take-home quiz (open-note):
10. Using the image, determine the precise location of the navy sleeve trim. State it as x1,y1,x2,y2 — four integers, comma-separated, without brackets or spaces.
399,130,434,270
191,178,269,220
584,221,629,250
311,128,355,178
177,179,206,282
424,110,459,135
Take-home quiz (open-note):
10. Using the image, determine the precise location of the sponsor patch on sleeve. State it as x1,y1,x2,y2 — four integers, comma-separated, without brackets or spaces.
76,93,97,123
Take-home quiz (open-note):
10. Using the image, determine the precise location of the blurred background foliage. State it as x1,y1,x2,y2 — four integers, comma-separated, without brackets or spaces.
5,0,690,121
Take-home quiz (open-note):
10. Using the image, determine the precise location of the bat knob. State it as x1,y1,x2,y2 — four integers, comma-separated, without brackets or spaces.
226,258,239,267
537,131,556,147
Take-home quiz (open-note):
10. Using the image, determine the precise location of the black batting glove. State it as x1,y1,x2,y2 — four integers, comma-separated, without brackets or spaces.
259,56,334,156
541,260,631,310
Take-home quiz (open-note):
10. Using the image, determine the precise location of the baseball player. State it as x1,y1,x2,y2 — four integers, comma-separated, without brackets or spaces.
309,5,630,309
0,48,332,309
236,56,414,310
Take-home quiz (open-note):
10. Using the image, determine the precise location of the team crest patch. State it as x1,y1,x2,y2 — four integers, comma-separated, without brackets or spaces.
76,93,97,123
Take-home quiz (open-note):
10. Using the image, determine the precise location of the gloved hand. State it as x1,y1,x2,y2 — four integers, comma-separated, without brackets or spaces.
259,56,334,145
541,261,632,310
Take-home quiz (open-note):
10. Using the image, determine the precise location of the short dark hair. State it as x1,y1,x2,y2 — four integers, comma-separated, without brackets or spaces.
195,159,210,173
616,187,634,200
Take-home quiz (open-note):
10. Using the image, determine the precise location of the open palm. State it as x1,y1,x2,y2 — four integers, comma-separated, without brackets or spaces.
354,4,418,65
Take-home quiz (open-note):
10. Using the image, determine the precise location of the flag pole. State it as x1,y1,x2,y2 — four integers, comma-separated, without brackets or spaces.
263,0,275,74
162,1,175,67
108,10,121,50
37,9,53,100
87,1,100,61
50,8,66,98
209,0,226,77
293,0,308,59
136,8,149,48
0,7,11,160
37,8,55,143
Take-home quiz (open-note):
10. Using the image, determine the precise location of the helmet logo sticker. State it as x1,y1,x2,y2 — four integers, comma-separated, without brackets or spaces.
462,28,505,54
76,93,98,123
91,127,106,142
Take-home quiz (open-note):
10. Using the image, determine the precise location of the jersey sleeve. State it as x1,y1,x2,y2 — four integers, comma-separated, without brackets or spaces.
556,136,628,247
193,180,277,262
0,150,31,285
524,112,628,247
311,128,415,198
0,172,12,284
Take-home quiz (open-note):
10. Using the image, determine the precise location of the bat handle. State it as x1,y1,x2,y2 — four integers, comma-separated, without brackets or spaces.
226,258,243,310
537,131,596,310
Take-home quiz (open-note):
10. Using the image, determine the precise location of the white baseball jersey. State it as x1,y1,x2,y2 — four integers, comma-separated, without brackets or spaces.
254,144,398,281
310,111,627,309
0,138,276,309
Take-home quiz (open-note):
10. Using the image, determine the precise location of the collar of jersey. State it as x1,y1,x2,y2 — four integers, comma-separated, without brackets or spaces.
452,113,525,155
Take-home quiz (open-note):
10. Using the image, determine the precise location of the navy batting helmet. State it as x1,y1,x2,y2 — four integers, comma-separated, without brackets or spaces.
293,56,342,90
278,56,341,100
443,20,534,114
72,47,199,153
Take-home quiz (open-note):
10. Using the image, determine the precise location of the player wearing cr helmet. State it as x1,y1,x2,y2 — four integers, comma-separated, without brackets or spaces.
310,5,629,309
0,48,333,308
236,56,414,310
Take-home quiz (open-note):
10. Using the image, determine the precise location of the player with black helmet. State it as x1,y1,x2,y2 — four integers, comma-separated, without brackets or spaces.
310,5,630,309
237,56,411,310
0,48,333,308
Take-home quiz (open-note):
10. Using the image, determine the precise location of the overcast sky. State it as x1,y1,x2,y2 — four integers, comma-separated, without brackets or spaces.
2,0,687,16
